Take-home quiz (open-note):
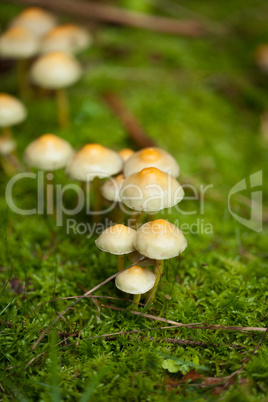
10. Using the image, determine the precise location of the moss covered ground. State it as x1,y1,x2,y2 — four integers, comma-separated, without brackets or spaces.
0,1,268,400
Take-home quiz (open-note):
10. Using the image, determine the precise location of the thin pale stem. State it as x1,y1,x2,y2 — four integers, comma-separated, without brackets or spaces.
92,177,102,223
145,260,164,304
56,88,69,128
112,203,125,224
117,254,124,272
133,294,141,308
17,59,31,99
45,171,54,216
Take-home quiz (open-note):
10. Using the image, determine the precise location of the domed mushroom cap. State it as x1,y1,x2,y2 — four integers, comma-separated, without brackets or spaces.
119,148,134,162
101,174,125,202
124,147,180,178
24,133,74,171
66,144,123,182
255,44,268,73
115,265,156,295
128,250,155,267
0,26,39,58
0,136,16,155
95,224,136,255
0,93,27,127
30,51,82,89
120,167,184,212
10,7,57,37
134,219,187,260
40,24,92,54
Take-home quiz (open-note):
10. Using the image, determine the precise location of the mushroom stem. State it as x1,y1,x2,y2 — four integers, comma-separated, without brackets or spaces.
117,254,124,272
145,259,164,304
17,59,31,99
112,202,125,224
92,176,102,223
134,211,146,229
2,127,12,138
133,294,141,308
56,88,69,128
45,171,54,216
0,155,16,176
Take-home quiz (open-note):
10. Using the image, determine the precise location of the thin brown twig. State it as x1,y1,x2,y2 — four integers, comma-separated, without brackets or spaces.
100,303,268,333
102,92,156,149
10,0,205,37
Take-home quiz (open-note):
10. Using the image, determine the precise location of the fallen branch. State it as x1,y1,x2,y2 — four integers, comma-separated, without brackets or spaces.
102,92,156,148
10,0,205,37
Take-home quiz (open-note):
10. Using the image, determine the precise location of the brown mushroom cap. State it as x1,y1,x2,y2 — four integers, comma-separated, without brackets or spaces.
120,167,184,212
0,93,27,127
66,144,123,182
95,224,136,255
0,26,39,59
115,265,156,294
24,133,74,171
10,7,57,37
134,219,187,260
40,24,92,54
30,51,82,89
124,147,180,178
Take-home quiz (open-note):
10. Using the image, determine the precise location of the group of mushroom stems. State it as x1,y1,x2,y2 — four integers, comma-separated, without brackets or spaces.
14,132,188,307
0,7,189,307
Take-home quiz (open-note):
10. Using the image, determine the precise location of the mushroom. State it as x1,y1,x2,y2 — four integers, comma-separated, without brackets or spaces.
40,24,92,55
118,148,135,163
119,167,184,223
66,144,123,218
0,136,17,175
30,51,82,127
0,93,27,138
115,265,156,307
101,174,125,222
24,134,74,213
10,7,57,37
95,224,136,271
124,147,180,178
0,27,39,97
128,250,155,267
134,219,187,304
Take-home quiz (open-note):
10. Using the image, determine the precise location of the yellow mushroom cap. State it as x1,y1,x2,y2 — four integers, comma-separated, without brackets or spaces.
101,174,125,202
115,265,156,294
95,224,136,255
119,167,184,212
255,44,268,73
134,219,187,260
0,93,27,127
0,26,39,59
30,51,82,89
24,133,74,171
10,7,57,37
118,148,135,162
0,136,16,155
124,147,180,178
66,144,123,182
40,24,92,55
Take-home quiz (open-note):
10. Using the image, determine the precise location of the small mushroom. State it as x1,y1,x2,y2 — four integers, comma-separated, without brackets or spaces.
119,167,184,218
95,223,136,271
115,265,156,307
124,147,180,178
134,219,187,304
24,134,74,213
255,44,268,73
0,27,39,98
118,148,135,162
0,136,17,175
0,93,27,138
30,51,82,127
128,250,155,267
40,24,92,55
101,174,125,222
66,144,123,218
10,7,57,37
